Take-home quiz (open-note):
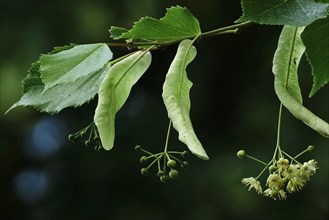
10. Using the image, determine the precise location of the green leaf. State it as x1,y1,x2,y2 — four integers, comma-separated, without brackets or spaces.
273,26,329,138
302,17,329,97
40,43,113,90
47,44,76,55
110,6,201,43
109,26,129,39
237,0,329,26
94,50,152,150
162,40,209,160
6,43,113,114
22,62,43,93
6,62,111,114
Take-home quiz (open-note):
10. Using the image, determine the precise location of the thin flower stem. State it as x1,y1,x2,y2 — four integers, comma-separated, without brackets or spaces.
139,148,154,156
164,120,172,153
163,155,167,173
145,155,158,160
168,154,183,163
153,152,164,157
276,103,283,147
84,122,94,130
161,120,172,173
146,156,161,169
282,151,302,165
256,161,272,180
271,146,278,163
88,126,93,140
167,151,184,154
294,148,309,159
273,103,284,160
92,125,99,138
245,154,267,166
71,122,94,136
157,157,162,171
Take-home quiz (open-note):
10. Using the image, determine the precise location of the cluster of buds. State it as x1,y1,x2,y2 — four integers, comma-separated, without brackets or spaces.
135,145,189,183
238,145,318,200
68,122,103,151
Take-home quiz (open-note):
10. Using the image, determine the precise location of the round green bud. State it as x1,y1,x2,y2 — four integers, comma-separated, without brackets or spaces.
169,169,179,179
269,165,277,173
235,28,243,35
157,170,165,177
141,168,149,175
237,150,246,159
181,161,189,168
160,175,170,183
80,130,87,138
140,156,148,164
68,134,76,142
95,145,102,151
167,159,176,168
135,145,141,151
307,145,315,152
85,140,92,147
182,151,189,158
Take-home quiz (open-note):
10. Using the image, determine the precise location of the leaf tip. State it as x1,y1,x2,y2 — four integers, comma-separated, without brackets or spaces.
101,145,112,151
109,26,129,39
198,154,209,160
190,146,209,160
4,106,14,115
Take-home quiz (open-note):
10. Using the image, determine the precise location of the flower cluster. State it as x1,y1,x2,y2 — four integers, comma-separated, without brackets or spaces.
263,158,318,200
68,122,103,150
135,145,189,183
238,146,319,200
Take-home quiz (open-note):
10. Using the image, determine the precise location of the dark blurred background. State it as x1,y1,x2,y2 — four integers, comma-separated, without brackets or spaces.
1,1,328,220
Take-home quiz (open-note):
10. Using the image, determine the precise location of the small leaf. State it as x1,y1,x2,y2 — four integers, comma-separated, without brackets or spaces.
162,40,209,160
94,50,152,150
6,63,111,114
301,17,329,97
110,6,201,43
40,43,113,90
109,26,129,39
273,26,329,138
237,0,329,26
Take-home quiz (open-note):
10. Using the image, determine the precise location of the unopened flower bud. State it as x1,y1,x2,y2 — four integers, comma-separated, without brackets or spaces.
307,145,315,152
237,150,246,159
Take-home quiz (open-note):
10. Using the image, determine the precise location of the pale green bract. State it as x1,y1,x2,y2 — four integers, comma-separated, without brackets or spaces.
162,40,209,160
273,26,329,138
40,43,113,90
237,0,329,26
110,6,201,43
302,17,329,97
94,50,152,150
